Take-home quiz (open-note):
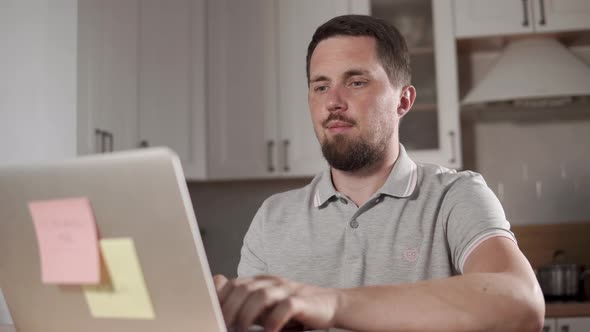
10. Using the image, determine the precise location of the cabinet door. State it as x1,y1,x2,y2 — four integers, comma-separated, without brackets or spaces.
371,0,461,168
138,0,207,179
207,0,278,179
78,0,139,154
533,0,590,33
453,0,535,38
277,0,363,177
556,317,590,332
544,318,556,332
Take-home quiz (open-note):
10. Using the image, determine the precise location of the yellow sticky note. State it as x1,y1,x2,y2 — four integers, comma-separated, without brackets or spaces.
83,238,155,319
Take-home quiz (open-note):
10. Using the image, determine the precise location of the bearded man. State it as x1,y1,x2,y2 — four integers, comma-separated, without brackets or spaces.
214,14,544,332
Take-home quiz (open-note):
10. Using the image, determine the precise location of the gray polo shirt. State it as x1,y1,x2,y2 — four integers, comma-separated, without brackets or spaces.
237,145,515,288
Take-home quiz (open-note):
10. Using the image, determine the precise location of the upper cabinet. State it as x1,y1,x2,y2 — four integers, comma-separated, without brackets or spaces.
78,0,141,156
137,0,207,179
209,0,462,178
79,0,462,180
533,0,590,33
78,0,140,155
454,0,590,39
207,0,369,179
206,0,278,179
277,0,364,177
370,0,462,168
78,0,207,179
453,0,535,38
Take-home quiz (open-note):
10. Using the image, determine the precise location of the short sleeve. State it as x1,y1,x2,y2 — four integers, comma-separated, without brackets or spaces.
442,172,516,274
237,200,268,277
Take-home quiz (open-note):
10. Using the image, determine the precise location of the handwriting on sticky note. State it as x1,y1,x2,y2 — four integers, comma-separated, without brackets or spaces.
84,238,155,320
28,197,100,284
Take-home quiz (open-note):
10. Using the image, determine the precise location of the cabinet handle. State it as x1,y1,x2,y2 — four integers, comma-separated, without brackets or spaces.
538,0,546,25
521,0,529,27
94,129,104,153
103,131,114,152
561,325,569,332
283,139,290,172
100,130,109,153
139,140,149,148
448,130,457,164
267,140,275,172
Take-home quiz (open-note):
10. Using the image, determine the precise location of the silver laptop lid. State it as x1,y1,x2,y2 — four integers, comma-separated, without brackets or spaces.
0,148,226,332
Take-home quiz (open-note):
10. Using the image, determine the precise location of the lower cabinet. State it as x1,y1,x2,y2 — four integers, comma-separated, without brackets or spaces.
545,317,590,332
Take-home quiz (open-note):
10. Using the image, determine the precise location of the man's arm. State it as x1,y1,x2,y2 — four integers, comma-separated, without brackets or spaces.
332,236,544,332
216,236,545,332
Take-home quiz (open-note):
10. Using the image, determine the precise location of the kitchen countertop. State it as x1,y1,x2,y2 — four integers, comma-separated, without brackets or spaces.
1,304,588,331
546,302,590,318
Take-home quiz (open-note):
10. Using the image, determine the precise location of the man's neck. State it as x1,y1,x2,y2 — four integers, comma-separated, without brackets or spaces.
330,143,400,207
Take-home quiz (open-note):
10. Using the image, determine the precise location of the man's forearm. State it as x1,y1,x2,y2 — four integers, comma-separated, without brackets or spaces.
333,272,545,332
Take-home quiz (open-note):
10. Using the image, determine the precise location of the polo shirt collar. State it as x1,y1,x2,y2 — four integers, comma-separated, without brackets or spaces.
313,168,337,208
378,144,418,198
313,144,418,208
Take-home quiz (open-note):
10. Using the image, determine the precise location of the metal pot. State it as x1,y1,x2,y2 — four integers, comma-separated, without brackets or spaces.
537,264,585,301
536,250,589,301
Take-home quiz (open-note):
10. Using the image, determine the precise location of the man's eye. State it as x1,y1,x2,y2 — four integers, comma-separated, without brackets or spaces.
314,85,328,93
351,81,366,87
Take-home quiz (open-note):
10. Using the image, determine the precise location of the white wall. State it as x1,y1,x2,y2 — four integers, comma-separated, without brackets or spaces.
461,45,590,225
0,0,77,323
0,0,77,165
474,115,590,225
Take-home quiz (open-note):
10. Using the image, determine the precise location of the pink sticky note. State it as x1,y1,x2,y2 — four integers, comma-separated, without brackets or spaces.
28,197,100,284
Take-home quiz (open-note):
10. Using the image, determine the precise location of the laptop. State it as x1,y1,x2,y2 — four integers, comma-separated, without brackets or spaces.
0,148,227,332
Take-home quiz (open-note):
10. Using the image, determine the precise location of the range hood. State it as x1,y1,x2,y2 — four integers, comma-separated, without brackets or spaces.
462,38,590,105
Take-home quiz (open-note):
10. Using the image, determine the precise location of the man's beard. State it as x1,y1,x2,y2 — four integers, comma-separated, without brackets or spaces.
320,133,386,172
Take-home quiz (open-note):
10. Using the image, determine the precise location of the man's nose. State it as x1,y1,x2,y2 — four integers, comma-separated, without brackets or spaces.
326,86,347,113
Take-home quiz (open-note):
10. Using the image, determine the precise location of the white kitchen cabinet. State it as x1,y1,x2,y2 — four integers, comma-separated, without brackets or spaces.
454,0,590,39
206,0,278,179
78,0,460,180
545,318,557,332
556,317,590,332
533,0,590,33
453,0,535,38
137,0,207,179
370,0,462,168
544,317,590,332
78,0,207,179
277,0,362,177
77,0,139,155
207,0,368,179
78,0,138,154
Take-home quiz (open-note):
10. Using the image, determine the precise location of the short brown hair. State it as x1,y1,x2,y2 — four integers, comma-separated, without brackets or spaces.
306,15,411,87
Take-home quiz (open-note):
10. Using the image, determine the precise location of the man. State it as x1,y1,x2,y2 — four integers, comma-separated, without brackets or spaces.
214,15,544,332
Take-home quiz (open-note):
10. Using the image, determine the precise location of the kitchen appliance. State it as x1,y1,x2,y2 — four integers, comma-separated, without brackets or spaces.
462,38,590,105
537,250,589,302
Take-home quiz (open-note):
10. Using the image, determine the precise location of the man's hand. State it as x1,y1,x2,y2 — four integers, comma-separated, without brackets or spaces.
212,274,340,332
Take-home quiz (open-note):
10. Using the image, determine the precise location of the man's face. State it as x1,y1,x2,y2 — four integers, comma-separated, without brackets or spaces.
308,36,406,172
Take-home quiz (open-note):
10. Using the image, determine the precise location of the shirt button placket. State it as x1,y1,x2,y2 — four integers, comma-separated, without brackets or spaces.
349,220,359,229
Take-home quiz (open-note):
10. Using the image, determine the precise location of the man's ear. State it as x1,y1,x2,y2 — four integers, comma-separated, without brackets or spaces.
397,85,416,118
